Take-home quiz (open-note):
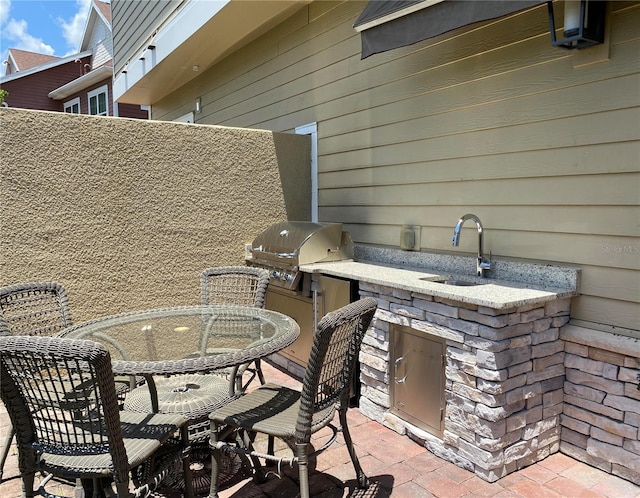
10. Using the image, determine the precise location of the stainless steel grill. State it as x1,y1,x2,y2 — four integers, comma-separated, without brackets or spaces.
247,221,353,290
247,221,355,372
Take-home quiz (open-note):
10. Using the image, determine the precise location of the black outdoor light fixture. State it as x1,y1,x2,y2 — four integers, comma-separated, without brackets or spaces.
547,0,607,49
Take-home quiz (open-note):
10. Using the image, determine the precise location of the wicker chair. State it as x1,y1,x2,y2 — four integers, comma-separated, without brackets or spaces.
0,335,194,498
0,282,73,481
208,297,378,498
200,266,269,309
200,266,271,390
0,281,73,337
122,267,270,493
124,266,271,429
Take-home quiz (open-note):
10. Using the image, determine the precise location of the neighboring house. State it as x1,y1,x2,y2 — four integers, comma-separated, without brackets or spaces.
3,48,60,76
111,0,639,484
0,0,147,119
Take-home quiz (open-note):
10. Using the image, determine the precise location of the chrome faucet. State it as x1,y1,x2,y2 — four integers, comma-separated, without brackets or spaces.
452,213,493,277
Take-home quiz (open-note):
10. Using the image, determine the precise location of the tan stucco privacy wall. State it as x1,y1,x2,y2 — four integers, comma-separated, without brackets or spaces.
0,108,310,321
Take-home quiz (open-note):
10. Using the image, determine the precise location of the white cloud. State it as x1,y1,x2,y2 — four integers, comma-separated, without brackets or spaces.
3,18,55,55
0,0,10,26
56,0,92,54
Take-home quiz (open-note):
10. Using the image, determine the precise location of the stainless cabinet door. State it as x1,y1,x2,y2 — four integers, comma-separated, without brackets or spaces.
390,325,445,437
266,287,315,367
266,275,351,368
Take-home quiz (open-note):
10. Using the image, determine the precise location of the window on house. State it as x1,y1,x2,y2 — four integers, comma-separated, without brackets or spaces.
88,85,108,116
64,97,80,114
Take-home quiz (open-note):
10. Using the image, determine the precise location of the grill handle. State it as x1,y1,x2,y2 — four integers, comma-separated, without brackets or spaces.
276,252,297,258
311,279,320,336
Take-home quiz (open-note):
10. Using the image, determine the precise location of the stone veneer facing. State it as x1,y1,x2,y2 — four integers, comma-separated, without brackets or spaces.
358,281,571,482
560,329,640,485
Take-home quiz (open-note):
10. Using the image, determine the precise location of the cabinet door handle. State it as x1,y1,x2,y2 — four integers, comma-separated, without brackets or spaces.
394,355,407,384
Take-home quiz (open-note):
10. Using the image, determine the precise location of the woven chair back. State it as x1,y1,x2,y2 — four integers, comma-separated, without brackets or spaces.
200,266,270,308
0,336,128,483
0,282,73,337
199,308,266,354
295,297,377,442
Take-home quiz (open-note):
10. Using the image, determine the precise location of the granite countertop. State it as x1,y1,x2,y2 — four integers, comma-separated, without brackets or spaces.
299,255,580,310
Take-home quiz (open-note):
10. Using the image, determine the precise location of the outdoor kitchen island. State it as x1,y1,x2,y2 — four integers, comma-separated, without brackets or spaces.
300,245,581,483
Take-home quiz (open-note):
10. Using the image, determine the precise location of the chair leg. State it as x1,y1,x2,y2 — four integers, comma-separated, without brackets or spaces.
0,425,15,480
254,359,266,385
113,479,130,498
339,408,369,489
242,430,266,483
79,477,108,498
22,470,36,498
265,435,275,467
238,360,265,392
295,442,310,498
181,425,195,498
14,441,37,498
209,422,221,498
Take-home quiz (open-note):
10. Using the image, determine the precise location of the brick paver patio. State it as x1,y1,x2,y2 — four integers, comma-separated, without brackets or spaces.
1,362,639,497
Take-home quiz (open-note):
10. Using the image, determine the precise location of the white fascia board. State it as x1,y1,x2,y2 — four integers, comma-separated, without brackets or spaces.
7,52,19,71
81,3,112,51
80,6,98,51
354,0,446,32
113,1,228,103
48,65,113,100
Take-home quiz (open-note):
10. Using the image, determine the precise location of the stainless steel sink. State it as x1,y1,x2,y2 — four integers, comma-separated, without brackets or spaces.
437,279,485,286
419,277,487,286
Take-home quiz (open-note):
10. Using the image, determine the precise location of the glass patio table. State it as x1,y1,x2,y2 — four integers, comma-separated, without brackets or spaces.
60,305,299,492
60,305,300,412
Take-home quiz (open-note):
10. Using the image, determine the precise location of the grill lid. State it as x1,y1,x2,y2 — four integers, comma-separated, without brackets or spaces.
250,221,353,266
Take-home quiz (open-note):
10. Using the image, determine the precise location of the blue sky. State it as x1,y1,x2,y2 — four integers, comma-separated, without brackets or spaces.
1,0,94,66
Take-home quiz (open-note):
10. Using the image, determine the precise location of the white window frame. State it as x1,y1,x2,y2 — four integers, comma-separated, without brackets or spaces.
295,122,318,223
88,85,109,116
173,112,194,123
64,97,80,114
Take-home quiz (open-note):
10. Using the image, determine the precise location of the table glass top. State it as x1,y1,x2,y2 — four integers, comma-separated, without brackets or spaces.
61,305,299,375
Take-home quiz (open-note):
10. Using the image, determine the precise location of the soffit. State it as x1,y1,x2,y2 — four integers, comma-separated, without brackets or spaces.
48,65,113,100
115,0,311,105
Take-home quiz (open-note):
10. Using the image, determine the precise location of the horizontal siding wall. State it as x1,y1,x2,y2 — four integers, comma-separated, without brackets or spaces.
111,0,181,74
153,1,640,333
88,18,112,68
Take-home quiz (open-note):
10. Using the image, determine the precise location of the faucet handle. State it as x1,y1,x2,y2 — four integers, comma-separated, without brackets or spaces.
480,251,493,270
